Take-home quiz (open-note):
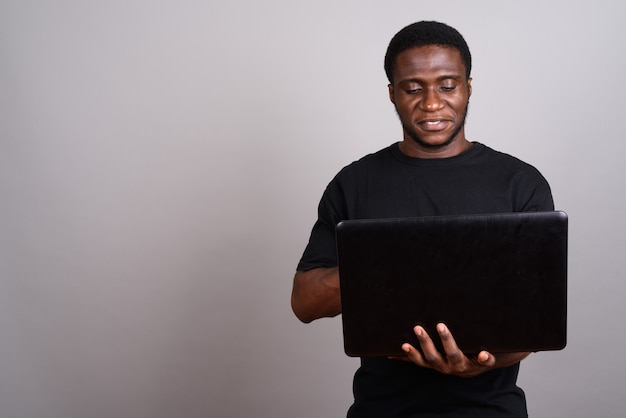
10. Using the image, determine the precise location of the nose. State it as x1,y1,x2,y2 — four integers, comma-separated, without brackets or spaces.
419,89,445,112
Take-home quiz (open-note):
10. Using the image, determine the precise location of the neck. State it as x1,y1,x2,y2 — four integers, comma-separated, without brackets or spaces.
399,137,473,159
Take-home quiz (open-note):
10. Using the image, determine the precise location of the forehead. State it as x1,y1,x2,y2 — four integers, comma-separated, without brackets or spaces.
393,45,466,83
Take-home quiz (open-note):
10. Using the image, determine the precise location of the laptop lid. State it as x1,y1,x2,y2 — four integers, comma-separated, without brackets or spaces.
336,211,568,357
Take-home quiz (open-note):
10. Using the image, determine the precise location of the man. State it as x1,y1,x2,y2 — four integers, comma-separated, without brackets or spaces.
291,21,553,417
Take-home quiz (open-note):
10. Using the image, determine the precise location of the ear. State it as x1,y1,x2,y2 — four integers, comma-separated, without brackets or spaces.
467,77,472,97
388,83,395,104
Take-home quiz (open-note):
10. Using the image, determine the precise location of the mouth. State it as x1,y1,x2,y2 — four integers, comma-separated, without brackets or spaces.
418,118,450,131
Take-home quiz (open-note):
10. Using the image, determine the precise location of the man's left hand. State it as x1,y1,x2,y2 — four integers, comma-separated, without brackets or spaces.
391,323,530,378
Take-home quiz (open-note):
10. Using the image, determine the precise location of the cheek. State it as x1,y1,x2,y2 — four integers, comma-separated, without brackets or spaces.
397,98,418,113
450,96,469,111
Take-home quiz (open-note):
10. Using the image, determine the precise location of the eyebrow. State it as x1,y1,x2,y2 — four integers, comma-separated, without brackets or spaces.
398,75,464,85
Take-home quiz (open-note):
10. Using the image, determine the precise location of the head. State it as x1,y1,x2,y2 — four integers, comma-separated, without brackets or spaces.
384,21,472,85
385,22,473,158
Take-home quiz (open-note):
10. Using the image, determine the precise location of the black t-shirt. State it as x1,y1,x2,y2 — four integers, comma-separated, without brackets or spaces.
298,142,554,417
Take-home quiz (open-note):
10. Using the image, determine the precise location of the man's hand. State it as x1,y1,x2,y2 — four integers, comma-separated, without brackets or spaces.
392,323,530,378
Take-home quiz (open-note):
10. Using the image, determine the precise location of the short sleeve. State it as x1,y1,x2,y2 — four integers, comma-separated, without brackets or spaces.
297,178,347,271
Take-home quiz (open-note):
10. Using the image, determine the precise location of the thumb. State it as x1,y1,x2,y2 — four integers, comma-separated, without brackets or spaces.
477,351,496,367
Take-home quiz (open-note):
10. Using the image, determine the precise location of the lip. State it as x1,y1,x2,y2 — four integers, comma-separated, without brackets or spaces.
417,118,451,132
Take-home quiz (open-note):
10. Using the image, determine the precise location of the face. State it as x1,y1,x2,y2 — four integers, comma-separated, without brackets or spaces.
389,45,472,158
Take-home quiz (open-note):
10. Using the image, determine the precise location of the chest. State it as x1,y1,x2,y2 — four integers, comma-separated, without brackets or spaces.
343,167,516,219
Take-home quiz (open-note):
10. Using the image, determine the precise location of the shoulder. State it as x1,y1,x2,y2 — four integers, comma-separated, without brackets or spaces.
332,144,397,182
474,143,525,164
343,144,396,169
476,143,546,177
475,143,554,210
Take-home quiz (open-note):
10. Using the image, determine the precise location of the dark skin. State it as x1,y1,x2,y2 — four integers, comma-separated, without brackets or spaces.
291,45,530,377
389,44,473,159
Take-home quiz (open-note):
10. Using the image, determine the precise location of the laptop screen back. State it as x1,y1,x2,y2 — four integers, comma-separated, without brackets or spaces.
336,211,568,357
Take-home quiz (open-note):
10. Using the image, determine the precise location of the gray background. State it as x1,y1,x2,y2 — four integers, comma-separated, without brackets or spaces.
1,1,624,417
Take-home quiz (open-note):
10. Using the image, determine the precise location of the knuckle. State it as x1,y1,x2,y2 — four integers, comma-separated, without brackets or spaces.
446,351,462,363
425,354,438,364
455,363,468,374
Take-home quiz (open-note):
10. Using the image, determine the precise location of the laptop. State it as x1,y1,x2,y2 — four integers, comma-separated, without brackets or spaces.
336,211,568,357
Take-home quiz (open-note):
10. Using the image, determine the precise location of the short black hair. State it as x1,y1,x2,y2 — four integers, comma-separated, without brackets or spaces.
384,21,472,84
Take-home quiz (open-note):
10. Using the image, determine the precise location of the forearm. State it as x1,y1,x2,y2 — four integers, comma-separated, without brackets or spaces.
291,267,341,323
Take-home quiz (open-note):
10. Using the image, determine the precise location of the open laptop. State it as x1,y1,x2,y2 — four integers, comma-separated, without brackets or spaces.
336,211,568,357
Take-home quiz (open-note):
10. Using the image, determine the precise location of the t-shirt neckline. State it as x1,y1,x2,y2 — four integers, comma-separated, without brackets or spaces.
390,141,483,166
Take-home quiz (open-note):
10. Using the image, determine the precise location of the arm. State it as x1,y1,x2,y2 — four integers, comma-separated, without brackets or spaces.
291,267,341,323
395,323,530,378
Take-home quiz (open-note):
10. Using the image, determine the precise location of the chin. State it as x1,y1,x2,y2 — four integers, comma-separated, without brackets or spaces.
411,135,456,149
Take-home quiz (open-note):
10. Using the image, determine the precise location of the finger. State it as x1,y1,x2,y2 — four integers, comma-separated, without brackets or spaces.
400,343,430,368
436,323,464,365
476,350,496,367
413,326,444,366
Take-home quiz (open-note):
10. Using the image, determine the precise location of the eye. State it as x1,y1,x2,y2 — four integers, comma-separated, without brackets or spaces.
405,86,422,94
400,82,422,94
440,85,457,92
